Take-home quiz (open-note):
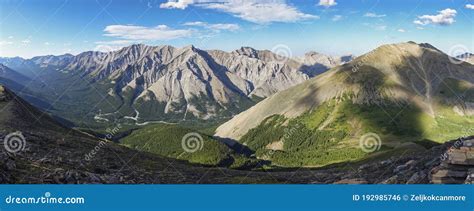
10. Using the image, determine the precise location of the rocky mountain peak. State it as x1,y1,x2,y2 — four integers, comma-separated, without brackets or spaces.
304,51,322,57
418,42,442,52
232,47,259,58
182,44,197,51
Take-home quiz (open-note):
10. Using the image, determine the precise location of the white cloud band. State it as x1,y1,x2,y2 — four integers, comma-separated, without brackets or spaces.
160,0,318,24
103,25,193,40
414,8,457,26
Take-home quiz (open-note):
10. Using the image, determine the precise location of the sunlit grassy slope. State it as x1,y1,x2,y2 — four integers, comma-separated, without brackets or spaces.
240,97,473,167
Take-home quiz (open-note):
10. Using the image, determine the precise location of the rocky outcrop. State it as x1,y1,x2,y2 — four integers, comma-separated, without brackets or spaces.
431,136,474,184
0,85,6,101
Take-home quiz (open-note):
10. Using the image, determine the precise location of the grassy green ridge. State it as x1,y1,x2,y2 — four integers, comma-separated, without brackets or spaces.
239,97,473,167
120,123,262,168
121,124,229,165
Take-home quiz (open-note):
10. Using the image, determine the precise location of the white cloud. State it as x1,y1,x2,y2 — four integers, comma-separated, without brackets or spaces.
364,12,386,18
160,0,194,9
207,23,240,31
205,1,317,23
161,0,318,24
397,29,406,33
0,41,13,46
318,0,337,7
466,4,474,10
414,8,457,26
183,21,207,27
103,24,193,40
331,15,342,21
183,21,240,31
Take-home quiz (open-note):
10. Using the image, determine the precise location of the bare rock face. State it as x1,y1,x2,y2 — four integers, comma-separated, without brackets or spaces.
296,51,353,76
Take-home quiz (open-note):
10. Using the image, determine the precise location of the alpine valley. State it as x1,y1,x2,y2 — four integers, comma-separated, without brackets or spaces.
1,42,473,184
0,44,352,130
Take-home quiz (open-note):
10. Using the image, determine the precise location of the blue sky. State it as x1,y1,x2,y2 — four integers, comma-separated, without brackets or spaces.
0,0,473,58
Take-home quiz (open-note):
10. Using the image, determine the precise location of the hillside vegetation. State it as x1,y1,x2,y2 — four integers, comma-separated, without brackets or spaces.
121,124,262,168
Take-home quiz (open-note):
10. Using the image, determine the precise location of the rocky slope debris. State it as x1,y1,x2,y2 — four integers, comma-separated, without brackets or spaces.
431,136,474,184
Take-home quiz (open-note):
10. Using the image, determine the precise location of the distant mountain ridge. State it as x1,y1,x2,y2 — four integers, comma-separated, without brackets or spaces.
0,44,351,126
456,52,474,64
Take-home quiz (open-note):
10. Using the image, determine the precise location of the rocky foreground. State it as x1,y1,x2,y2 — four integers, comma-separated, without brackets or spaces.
431,137,474,184
1,130,472,184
